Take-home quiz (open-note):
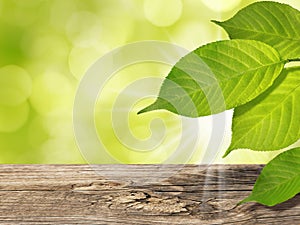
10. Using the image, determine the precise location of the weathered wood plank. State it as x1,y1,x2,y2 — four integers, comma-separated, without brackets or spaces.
0,165,299,224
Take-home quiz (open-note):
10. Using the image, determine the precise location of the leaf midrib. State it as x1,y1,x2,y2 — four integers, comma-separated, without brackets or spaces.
222,23,300,43
251,170,300,200
174,60,284,97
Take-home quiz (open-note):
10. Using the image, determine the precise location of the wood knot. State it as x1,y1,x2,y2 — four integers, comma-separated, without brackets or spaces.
104,191,199,215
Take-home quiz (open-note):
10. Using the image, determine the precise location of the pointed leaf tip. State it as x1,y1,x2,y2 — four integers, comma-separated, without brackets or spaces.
211,20,222,25
137,97,179,116
222,151,230,158
222,146,235,158
222,152,229,158
137,109,145,115
137,103,156,115
237,196,252,206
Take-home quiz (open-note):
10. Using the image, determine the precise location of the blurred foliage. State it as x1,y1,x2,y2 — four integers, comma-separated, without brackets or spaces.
0,0,298,163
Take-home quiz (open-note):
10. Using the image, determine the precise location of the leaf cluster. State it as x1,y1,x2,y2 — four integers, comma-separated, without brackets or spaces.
139,1,300,206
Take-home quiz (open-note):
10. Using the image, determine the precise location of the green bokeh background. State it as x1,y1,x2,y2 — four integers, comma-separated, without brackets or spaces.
0,0,299,164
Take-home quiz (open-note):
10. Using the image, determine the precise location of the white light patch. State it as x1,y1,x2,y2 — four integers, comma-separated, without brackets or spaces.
202,0,241,12
144,0,183,27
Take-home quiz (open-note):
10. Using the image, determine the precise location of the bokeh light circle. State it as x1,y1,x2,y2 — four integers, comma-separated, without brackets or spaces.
0,101,30,133
202,0,241,12
144,0,183,27
29,72,73,115
66,11,102,48
0,65,32,106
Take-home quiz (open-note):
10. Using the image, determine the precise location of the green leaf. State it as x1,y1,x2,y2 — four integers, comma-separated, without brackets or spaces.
139,40,285,117
213,1,300,59
225,68,300,157
240,147,300,206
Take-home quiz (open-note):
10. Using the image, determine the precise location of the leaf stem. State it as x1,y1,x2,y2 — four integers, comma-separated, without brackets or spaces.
288,58,300,62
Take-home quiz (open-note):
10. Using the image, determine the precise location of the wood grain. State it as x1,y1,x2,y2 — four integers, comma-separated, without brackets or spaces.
0,165,299,224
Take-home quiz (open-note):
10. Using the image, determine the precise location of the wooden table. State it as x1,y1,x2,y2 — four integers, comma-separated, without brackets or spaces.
0,165,299,224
